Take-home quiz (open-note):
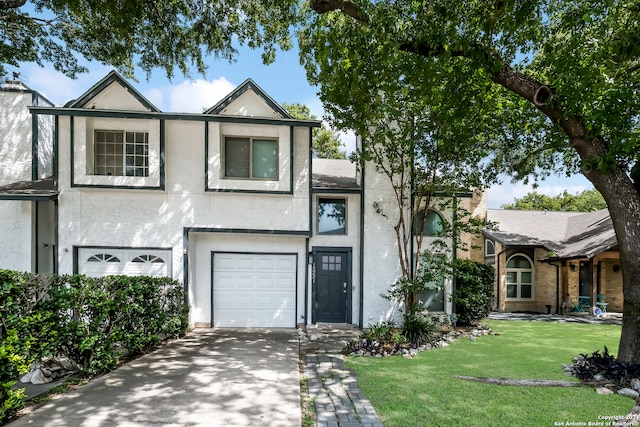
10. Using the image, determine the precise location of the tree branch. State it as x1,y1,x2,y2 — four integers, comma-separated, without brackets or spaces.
0,0,26,10
310,0,370,24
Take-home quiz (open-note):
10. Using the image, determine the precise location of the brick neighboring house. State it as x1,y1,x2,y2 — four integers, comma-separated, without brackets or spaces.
483,208,622,315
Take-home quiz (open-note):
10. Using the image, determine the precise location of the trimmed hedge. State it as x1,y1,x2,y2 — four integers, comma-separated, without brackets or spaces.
0,271,189,422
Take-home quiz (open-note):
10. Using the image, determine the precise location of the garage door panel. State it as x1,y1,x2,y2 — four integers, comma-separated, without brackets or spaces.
236,275,255,288
256,276,275,288
275,276,294,289
276,257,296,271
256,258,274,270
213,253,296,328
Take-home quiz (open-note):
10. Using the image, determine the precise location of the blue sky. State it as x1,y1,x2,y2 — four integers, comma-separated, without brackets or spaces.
12,45,593,208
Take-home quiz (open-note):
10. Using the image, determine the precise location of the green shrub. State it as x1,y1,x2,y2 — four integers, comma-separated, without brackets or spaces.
0,330,28,421
360,321,404,345
0,270,189,422
401,312,437,343
451,259,495,326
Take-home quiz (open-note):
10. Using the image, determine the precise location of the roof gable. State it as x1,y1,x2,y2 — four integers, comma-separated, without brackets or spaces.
484,208,616,259
65,70,159,112
204,79,291,118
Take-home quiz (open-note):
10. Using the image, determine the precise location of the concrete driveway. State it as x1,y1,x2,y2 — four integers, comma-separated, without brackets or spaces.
8,329,301,427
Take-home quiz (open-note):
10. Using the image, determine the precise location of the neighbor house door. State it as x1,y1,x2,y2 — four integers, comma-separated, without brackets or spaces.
313,250,351,323
579,261,592,297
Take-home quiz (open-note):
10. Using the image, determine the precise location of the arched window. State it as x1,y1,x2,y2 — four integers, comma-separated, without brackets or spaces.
485,240,495,257
506,254,533,299
87,253,121,263
132,254,165,263
412,209,444,236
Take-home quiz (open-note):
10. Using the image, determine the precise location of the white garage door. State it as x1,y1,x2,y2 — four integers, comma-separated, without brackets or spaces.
212,253,297,328
78,248,171,277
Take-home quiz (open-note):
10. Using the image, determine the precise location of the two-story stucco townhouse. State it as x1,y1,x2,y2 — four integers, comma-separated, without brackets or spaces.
0,71,484,328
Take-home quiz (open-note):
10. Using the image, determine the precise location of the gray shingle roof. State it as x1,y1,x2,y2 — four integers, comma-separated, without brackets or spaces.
0,177,57,200
484,208,616,259
312,159,360,191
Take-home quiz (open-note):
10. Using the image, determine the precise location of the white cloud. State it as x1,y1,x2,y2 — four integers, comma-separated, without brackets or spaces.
164,77,236,113
18,64,111,106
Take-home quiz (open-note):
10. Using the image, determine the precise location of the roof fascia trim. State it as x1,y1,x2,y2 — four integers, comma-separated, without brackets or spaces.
64,70,160,112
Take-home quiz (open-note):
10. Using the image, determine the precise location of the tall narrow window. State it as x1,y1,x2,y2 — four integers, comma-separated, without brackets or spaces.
94,130,148,177
506,254,533,299
224,137,278,179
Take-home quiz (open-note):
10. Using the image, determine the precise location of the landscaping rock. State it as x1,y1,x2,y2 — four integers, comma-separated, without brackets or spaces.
20,371,33,384
596,387,614,395
617,388,640,400
632,378,640,391
344,324,493,357
30,369,53,385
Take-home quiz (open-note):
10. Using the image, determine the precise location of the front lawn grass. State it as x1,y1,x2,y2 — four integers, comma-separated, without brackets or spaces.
346,320,632,426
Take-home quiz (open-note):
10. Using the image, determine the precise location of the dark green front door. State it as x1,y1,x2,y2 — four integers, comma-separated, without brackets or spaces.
314,251,349,323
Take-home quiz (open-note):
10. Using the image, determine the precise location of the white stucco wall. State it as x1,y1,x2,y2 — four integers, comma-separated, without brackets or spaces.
0,87,34,271
0,88,32,184
79,81,152,111
0,201,33,271
361,163,404,324
215,89,282,117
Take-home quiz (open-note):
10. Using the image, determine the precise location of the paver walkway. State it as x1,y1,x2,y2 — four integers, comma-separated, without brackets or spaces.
300,325,384,427
304,353,383,427
488,311,622,325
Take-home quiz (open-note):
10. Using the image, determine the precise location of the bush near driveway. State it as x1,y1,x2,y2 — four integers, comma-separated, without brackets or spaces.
346,320,631,426
0,270,189,423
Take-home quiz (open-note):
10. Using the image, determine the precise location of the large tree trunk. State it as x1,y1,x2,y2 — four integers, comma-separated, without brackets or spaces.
492,67,640,364
584,165,640,364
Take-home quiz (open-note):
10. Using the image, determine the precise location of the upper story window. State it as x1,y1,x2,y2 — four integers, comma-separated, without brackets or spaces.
318,198,346,235
224,136,278,179
94,130,149,177
485,240,496,257
412,209,444,236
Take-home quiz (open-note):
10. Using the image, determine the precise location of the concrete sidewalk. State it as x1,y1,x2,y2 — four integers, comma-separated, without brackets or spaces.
8,329,301,427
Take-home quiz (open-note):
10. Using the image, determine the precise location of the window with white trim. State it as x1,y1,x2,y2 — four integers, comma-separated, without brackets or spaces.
506,254,533,299
94,130,149,177
224,136,278,179
485,240,495,257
